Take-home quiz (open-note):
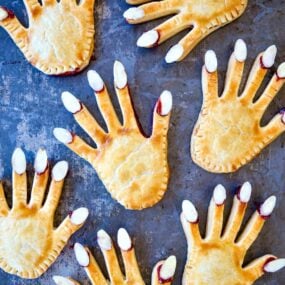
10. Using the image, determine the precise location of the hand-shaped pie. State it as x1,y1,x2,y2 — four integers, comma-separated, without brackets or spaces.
191,39,285,173
123,0,247,63
54,61,172,210
53,228,176,285
0,0,95,75
0,148,89,278
181,182,285,284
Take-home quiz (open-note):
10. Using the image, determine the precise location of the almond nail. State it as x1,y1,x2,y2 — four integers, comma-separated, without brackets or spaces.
52,161,69,182
137,30,159,48
12,148,26,175
34,148,48,174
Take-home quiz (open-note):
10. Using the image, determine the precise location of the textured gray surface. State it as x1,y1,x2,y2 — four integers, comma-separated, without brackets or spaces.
0,0,285,284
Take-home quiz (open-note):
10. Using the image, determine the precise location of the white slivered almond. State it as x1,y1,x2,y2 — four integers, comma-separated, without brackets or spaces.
34,149,48,174
137,30,159,48
277,62,285,79
70,208,89,225
259,196,276,217
205,50,218,73
52,161,69,182
234,39,247,62
262,45,277,68
165,44,184,64
87,70,104,92
53,276,77,285
159,256,177,280
61,92,81,114
238,181,252,203
12,148,26,175
114,61,127,89
74,243,90,267
157,90,173,116
182,200,198,223
264,259,285,273
123,7,145,20
117,228,132,251
53,128,73,144
213,184,226,205
0,8,8,21
97,229,112,250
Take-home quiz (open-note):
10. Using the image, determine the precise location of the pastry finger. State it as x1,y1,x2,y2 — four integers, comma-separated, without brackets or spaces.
113,61,138,129
240,45,277,103
151,256,177,285
243,255,282,282
222,39,246,99
87,70,121,133
261,111,285,146
206,185,226,240
117,228,144,283
124,0,178,24
165,25,203,63
236,196,276,252
152,90,172,139
74,243,108,285
97,229,125,283
181,200,201,246
30,149,49,208
11,148,27,209
137,14,190,48
126,0,152,5
202,50,218,103
61,92,107,147
43,161,68,214
55,208,89,244
254,63,285,112
222,182,251,241
53,128,98,164
0,8,28,50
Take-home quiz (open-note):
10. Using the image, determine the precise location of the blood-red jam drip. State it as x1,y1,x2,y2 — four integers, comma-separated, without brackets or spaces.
157,264,173,284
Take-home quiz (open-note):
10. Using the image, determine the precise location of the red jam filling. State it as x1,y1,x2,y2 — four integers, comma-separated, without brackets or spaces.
157,264,173,284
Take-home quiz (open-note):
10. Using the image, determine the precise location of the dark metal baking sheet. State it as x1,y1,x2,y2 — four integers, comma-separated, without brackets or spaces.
0,0,284,284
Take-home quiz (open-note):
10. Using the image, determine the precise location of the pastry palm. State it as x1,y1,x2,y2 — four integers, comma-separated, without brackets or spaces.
0,0,95,75
0,148,88,279
54,61,172,210
124,0,247,63
181,182,285,285
53,228,176,285
191,40,285,173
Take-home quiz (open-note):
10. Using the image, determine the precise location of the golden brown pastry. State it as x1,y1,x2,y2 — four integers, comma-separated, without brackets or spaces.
123,0,248,63
191,39,285,173
0,0,95,75
0,148,89,279
53,228,176,285
181,182,285,285
53,61,172,210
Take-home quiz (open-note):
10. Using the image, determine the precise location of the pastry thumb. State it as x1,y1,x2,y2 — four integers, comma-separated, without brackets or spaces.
243,255,284,282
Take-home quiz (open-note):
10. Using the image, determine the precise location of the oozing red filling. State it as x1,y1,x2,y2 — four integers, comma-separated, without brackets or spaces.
157,264,173,284
257,207,272,220
263,257,277,272
0,7,15,19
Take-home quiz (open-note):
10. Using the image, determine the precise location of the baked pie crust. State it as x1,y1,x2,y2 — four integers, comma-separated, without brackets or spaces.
0,148,88,278
181,182,285,284
54,61,172,210
124,0,248,63
53,228,176,285
0,0,95,75
191,40,285,173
